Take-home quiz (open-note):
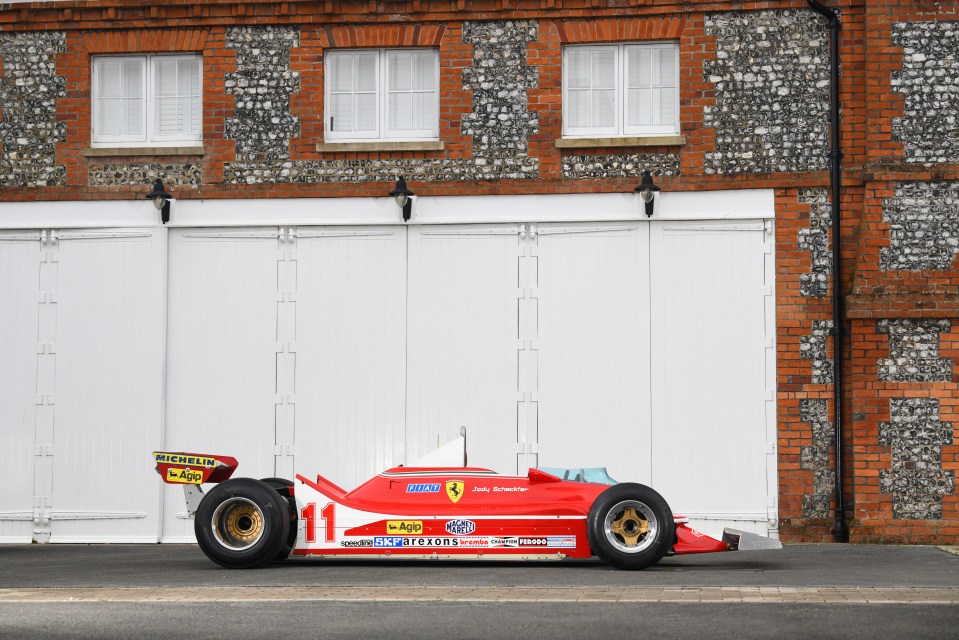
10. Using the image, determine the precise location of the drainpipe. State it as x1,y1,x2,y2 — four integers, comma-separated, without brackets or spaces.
806,0,848,543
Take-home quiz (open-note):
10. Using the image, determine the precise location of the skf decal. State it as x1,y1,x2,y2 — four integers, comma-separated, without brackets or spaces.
374,537,405,548
387,520,423,534
154,453,216,467
165,467,204,484
406,483,441,494
445,480,464,503
445,519,476,535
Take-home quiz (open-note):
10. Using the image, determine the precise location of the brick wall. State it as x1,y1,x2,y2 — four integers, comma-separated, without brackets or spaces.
1,0,958,544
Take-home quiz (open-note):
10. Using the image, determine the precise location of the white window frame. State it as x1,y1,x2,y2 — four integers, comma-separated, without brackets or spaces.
562,42,679,138
324,48,440,143
91,54,202,148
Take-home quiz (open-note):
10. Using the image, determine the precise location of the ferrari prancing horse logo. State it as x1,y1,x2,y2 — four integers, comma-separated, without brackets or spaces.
446,480,464,503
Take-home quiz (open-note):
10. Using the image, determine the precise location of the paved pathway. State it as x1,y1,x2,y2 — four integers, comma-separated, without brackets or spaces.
2,584,958,604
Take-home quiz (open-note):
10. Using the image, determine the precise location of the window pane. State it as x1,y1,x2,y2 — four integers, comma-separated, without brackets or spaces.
124,98,143,136
155,96,179,135
330,94,352,131
98,99,122,136
355,92,376,131
330,54,353,92
567,90,589,128
592,49,615,88
388,92,411,130
593,89,615,128
628,87,652,126
413,52,435,90
659,87,676,126
98,60,122,97
155,58,177,97
179,58,200,96
566,49,591,89
659,47,676,85
356,54,376,91
123,60,143,98
412,92,435,130
389,52,412,91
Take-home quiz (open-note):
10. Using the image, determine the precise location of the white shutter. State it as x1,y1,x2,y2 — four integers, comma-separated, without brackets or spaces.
386,49,438,138
326,50,378,139
624,44,678,135
563,46,617,137
152,56,201,140
93,57,145,143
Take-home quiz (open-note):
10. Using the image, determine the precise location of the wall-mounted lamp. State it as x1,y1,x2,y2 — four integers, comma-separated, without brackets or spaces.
634,170,661,218
146,178,172,224
389,176,414,222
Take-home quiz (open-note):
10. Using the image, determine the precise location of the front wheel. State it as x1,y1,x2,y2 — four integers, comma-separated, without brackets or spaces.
194,478,291,569
587,483,675,570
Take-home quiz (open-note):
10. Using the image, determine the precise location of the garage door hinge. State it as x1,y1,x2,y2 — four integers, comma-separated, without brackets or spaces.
34,394,54,406
33,444,53,457
764,220,774,236
274,444,295,456
275,393,295,405
36,342,56,354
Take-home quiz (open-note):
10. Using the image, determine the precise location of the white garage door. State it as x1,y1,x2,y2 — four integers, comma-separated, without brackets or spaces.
0,228,165,543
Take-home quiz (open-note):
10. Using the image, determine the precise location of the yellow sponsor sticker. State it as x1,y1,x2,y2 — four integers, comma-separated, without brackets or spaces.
386,520,423,535
446,480,465,503
166,467,205,485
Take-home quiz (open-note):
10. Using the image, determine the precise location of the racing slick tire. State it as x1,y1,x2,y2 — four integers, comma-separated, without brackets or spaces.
587,483,675,570
261,477,297,561
195,478,291,569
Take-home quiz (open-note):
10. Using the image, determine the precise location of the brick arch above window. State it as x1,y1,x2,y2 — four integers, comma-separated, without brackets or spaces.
555,17,687,43
82,29,210,54
316,23,445,48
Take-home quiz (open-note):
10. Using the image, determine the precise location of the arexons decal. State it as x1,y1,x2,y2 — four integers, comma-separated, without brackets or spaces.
407,483,441,493
403,537,460,547
387,521,423,534
445,519,476,535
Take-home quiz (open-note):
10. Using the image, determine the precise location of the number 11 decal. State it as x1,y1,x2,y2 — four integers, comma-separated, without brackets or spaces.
300,502,335,543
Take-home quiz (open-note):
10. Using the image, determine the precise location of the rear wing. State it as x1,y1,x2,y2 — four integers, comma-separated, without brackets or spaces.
153,451,239,519
153,451,238,485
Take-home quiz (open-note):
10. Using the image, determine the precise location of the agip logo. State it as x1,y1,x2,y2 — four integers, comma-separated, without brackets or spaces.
445,519,476,535
165,467,204,484
445,480,465,503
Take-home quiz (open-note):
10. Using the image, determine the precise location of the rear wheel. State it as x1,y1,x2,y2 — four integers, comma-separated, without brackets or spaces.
195,478,290,569
261,477,297,560
587,483,674,570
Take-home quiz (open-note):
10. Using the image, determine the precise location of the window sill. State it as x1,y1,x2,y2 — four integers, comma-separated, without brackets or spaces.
315,141,445,153
554,136,686,149
83,146,205,157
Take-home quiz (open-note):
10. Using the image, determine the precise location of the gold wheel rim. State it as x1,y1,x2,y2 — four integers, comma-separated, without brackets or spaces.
213,497,265,551
603,500,658,554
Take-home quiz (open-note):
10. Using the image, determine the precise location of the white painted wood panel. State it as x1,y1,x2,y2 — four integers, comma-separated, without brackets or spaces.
535,223,652,484
406,225,522,474
162,229,279,541
650,220,773,537
0,234,40,542
294,227,407,491
49,230,165,542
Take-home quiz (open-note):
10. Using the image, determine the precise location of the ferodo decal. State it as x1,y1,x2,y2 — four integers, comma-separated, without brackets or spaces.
445,519,476,535
445,480,465,503
165,467,204,484
387,520,423,534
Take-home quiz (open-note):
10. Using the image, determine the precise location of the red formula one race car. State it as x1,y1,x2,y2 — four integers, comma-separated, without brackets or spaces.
153,441,780,571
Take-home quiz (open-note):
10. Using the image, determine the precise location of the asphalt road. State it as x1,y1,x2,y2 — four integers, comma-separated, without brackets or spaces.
1,543,957,639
